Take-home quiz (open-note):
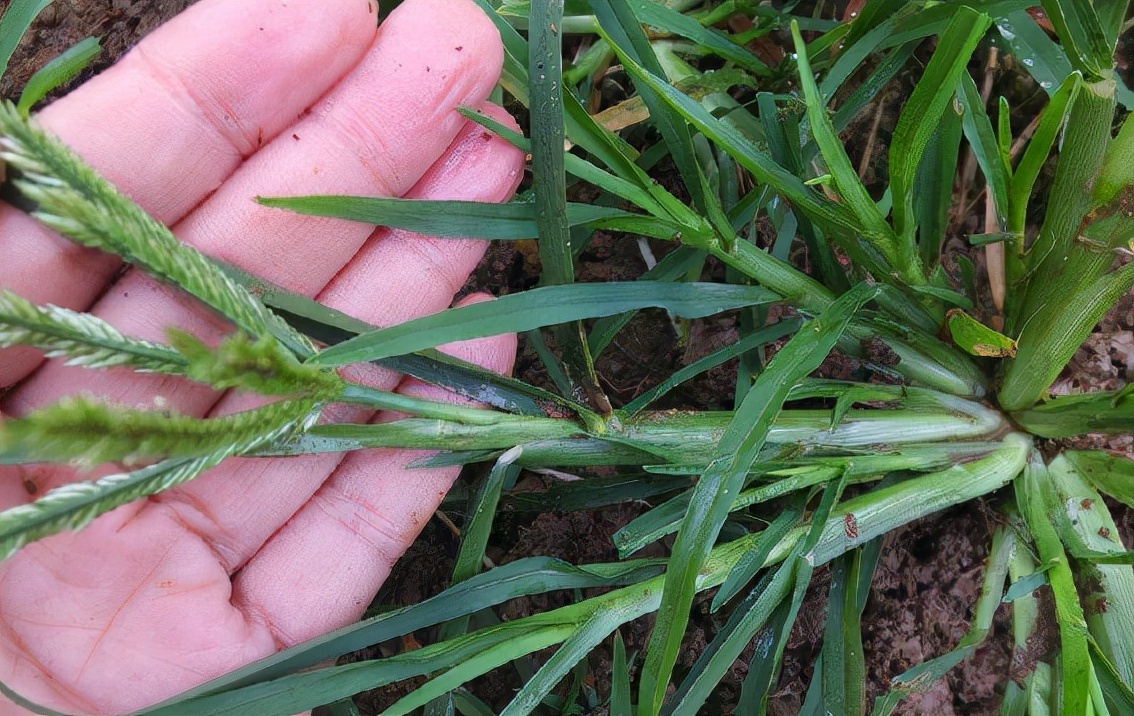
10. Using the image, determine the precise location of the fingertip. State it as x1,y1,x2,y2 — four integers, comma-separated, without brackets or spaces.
39,0,379,203
406,102,525,204
386,0,505,70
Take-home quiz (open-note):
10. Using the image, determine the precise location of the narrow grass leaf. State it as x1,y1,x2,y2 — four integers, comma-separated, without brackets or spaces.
607,46,861,239
1091,640,1134,715
637,283,879,714
1005,572,1046,603
829,43,917,146
791,22,898,266
913,92,964,269
611,631,632,716
997,96,1012,167
732,475,848,716
217,261,591,419
998,682,1027,716
755,92,842,290
711,498,804,611
530,0,609,408
503,472,692,514
909,284,973,310
0,0,52,78
311,282,779,366
149,621,580,716
1093,3,1129,49
389,607,595,716
529,0,571,286
154,556,666,700
735,588,799,716
497,607,634,716
957,71,1010,231
323,698,360,716
0,289,187,373
15,36,100,116
822,550,871,716
437,448,523,641
1038,0,1109,79
615,442,1010,557
1095,110,1134,207
888,7,992,244
588,246,707,357
820,13,902,100
257,195,629,240
565,153,669,217
1008,72,1081,232
563,87,645,180
996,11,1074,98
662,561,798,716
470,73,746,215
615,466,837,558
623,319,801,415
1016,454,1091,716
1012,389,1134,439
1045,456,1134,684
426,533,616,716
591,0,705,212
383,346,585,420
630,0,768,76
871,526,1014,711
524,326,574,398
1065,450,1134,510
452,689,497,716
1022,662,1054,715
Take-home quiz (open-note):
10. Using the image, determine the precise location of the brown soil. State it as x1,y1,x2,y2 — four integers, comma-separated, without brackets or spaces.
3,3,1132,716
0,0,194,99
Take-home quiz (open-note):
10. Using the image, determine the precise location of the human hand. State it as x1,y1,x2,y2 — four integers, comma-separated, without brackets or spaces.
0,0,522,712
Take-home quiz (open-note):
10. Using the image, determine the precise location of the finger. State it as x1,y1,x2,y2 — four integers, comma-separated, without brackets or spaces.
0,0,380,388
315,104,524,324
108,107,525,573
1,101,519,511
232,304,517,645
2,0,505,424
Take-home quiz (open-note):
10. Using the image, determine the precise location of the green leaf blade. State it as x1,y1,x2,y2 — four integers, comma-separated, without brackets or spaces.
0,0,53,78
637,283,880,714
888,7,992,246
15,35,101,117
257,195,630,240
310,282,780,366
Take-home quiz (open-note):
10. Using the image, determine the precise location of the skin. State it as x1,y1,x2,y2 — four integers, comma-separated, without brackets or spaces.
0,0,523,712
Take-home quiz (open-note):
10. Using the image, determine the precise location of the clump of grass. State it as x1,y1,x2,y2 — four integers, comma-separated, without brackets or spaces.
1,1,1133,714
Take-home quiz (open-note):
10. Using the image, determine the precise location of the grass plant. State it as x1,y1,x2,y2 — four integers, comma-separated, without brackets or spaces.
1,0,1133,714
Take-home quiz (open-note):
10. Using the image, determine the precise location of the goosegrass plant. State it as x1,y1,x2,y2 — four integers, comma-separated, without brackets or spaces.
1,0,1134,714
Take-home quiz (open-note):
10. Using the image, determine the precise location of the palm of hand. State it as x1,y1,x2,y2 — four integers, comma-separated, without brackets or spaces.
0,0,521,712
